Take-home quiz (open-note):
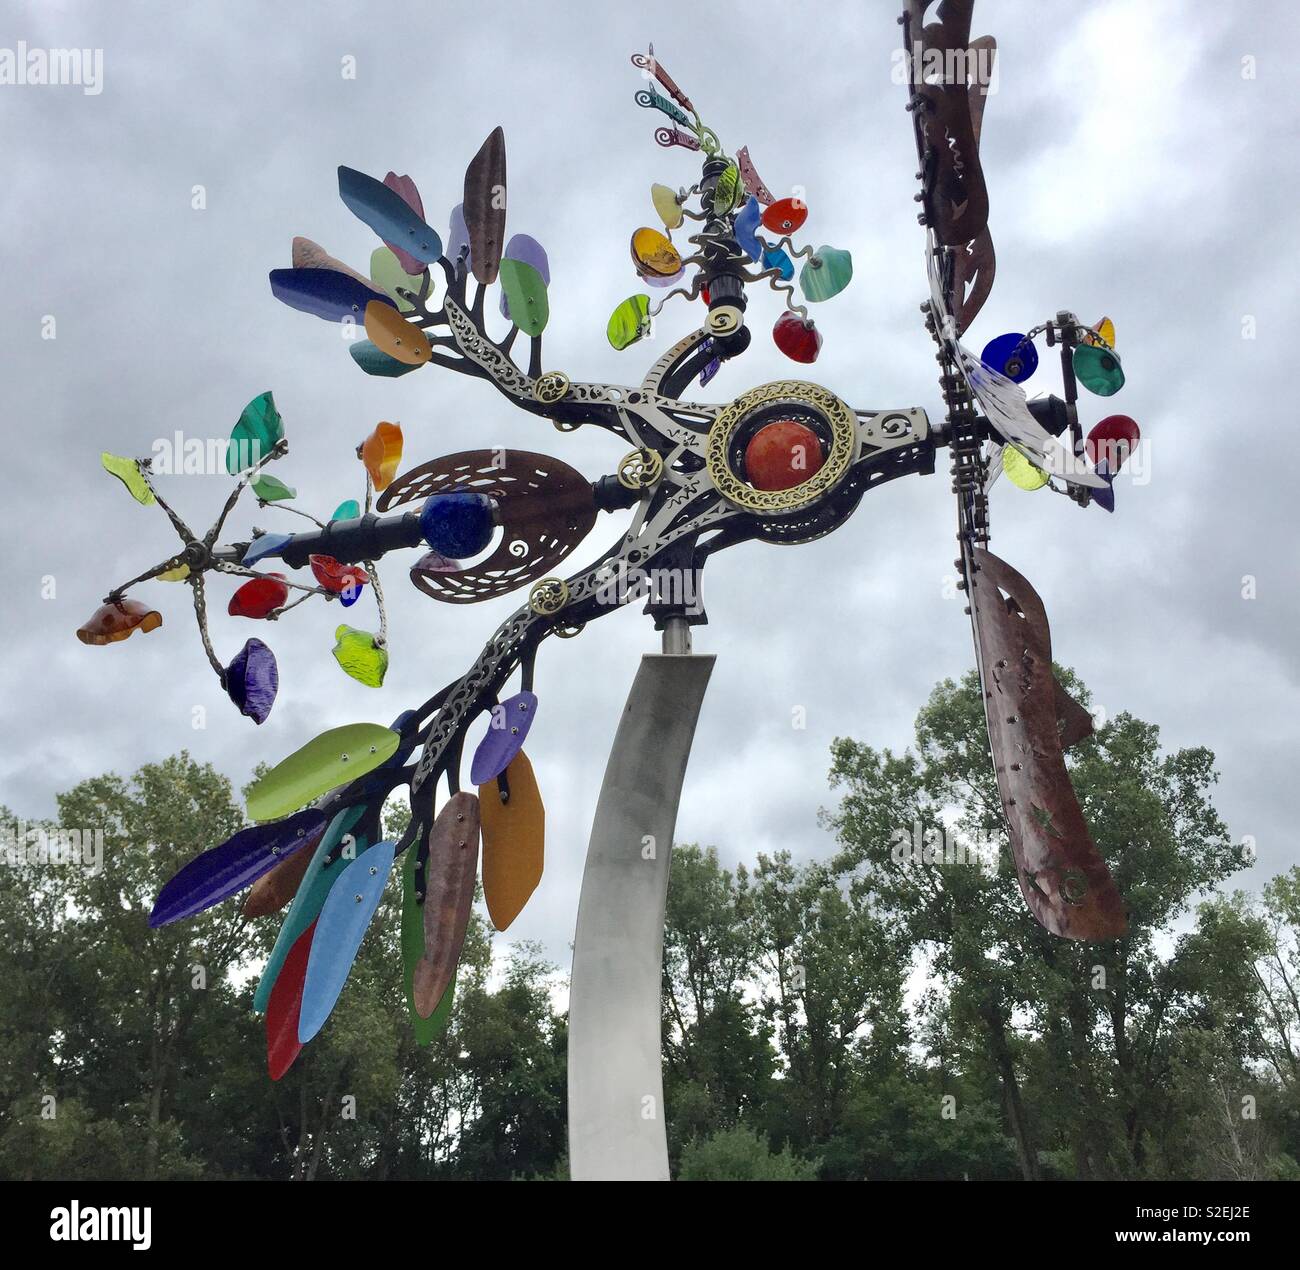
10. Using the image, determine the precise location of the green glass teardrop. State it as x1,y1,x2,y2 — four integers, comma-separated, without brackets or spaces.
1073,343,1125,397
100,453,155,505
607,295,651,351
332,499,360,522
252,473,297,502
498,258,550,338
227,391,284,474
332,625,389,688
712,162,742,216
799,246,853,303
245,723,400,822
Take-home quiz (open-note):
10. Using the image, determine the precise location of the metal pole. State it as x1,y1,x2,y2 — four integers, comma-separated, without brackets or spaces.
567,649,714,1180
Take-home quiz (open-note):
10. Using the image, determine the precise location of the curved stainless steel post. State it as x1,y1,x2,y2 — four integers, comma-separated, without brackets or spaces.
567,651,715,1180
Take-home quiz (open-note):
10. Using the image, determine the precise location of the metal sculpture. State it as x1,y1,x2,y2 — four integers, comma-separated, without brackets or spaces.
81,2,1142,1177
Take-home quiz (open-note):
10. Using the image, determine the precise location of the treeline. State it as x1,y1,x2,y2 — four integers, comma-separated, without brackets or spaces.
1,672,1296,1179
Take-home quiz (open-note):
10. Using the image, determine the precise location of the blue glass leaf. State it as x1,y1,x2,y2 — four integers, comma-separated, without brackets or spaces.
253,804,369,1012
349,338,420,378
298,839,396,1041
980,332,1038,383
699,356,722,387
762,243,794,281
269,267,393,322
242,533,294,567
150,808,327,928
338,166,442,265
734,196,763,262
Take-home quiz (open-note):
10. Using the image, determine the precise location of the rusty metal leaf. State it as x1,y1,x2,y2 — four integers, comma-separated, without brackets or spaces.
463,126,507,285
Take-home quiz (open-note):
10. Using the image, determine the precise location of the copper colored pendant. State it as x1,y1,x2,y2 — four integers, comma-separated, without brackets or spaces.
413,792,480,1016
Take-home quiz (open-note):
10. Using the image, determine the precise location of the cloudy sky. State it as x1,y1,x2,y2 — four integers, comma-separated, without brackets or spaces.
2,0,1296,972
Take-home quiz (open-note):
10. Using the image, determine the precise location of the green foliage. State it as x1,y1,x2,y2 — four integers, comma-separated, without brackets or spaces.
0,670,1293,1180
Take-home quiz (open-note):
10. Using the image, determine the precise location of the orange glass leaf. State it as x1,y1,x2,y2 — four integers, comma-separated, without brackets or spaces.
77,599,162,646
361,421,403,491
630,227,682,278
363,300,431,366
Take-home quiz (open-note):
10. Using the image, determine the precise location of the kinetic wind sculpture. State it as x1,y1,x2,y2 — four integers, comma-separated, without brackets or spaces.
81,2,1142,1177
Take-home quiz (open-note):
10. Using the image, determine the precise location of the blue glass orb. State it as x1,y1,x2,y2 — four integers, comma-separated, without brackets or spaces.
981,331,1038,383
419,491,494,560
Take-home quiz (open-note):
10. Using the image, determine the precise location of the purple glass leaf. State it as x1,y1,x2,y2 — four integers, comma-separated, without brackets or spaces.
149,808,327,928
382,173,427,275
469,691,539,785
499,233,551,320
643,267,685,288
446,204,472,272
1093,459,1116,513
269,267,394,322
226,637,279,724
242,533,294,567
699,356,722,387
412,549,459,579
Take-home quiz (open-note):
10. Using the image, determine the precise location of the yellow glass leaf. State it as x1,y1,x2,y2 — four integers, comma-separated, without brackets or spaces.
100,453,155,506
157,563,191,582
651,183,683,230
364,299,431,366
1085,316,1116,350
361,421,403,491
630,227,682,278
1003,445,1049,491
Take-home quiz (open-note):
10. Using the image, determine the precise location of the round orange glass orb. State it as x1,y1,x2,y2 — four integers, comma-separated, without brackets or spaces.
743,420,824,491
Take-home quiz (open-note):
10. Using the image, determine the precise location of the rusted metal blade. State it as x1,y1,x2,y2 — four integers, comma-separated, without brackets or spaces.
967,548,1127,940
463,127,507,285
243,844,314,917
413,792,480,1016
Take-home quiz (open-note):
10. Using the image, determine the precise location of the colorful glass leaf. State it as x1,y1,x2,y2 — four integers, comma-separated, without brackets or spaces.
772,312,822,364
349,338,420,378
981,332,1038,383
479,751,544,933
268,267,394,323
607,294,651,350
1073,343,1125,396
734,196,763,262
149,808,326,928
298,839,396,1042
630,227,682,277
228,574,288,620
245,724,400,823
1085,414,1140,473
252,473,297,502
381,172,428,274
337,165,442,264
761,197,808,236
244,842,313,918
310,555,368,595
470,691,538,786
762,244,794,281
498,258,549,337
332,626,389,688
364,300,431,366
266,918,315,1080
100,453,155,505
402,847,455,1044
1084,316,1116,350
156,564,190,582
711,161,742,216
368,246,423,313
331,499,360,522
463,126,507,285
226,637,279,724
253,805,370,1011
499,234,550,323
226,391,283,475
1002,445,1050,491
799,246,853,302
413,794,480,1015
446,203,472,270
242,533,293,567
361,420,403,491
651,183,684,230
76,599,161,646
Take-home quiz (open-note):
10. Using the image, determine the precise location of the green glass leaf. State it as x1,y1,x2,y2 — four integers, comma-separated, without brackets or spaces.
712,161,742,216
1002,445,1049,491
100,453,155,505
607,294,651,351
227,391,284,475
252,473,297,502
799,246,853,303
402,846,455,1044
246,723,400,822
349,338,420,378
332,625,389,688
369,246,423,313
498,258,549,338
1073,343,1126,397
332,499,360,522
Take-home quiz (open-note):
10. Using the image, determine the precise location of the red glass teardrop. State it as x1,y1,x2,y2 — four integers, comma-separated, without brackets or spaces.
761,197,808,235
228,574,289,619
772,312,822,364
